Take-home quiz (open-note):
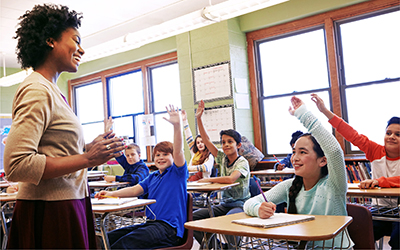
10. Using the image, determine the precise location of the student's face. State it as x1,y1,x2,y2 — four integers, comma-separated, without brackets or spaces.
125,148,140,165
384,124,400,157
291,137,325,179
51,27,84,73
221,134,241,157
196,137,205,152
154,150,173,172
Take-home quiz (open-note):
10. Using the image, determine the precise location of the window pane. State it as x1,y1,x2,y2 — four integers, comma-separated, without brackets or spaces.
259,29,329,96
108,71,144,116
345,81,400,151
113,116,134,138
151,63,181,112
263,92,332,155
340,10,400,85
75,82,103,123
82,122,104,144
154,113,173,143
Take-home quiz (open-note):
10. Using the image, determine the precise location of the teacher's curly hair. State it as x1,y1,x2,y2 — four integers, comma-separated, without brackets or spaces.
14,4,83,70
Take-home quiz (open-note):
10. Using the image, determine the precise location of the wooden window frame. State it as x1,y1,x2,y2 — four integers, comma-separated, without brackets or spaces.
247,0,399,156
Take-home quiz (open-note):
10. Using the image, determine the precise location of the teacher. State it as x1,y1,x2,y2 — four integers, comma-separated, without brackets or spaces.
3,4,125,249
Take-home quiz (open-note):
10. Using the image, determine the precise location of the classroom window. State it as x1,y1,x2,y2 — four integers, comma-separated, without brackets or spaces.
70,52,179,161
336,8,400,152
248,1,400,156
256,28,333,155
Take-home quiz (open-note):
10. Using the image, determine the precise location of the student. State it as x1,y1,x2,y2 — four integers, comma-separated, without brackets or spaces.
103,118,149,186
95,105,188,249
244,95,353,249
193,100,251,248
275,130,303,170
359,176,400,188
182,110,214,181
312,93,400,249
3,4,125,249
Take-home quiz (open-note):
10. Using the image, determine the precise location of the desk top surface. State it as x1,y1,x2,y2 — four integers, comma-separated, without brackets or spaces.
346,187,400,197
88,180,130,187
92,198,156,213
0,181,18,188
187,182,239,192
185,212,352,241
0,193,17,202
251,169,295,175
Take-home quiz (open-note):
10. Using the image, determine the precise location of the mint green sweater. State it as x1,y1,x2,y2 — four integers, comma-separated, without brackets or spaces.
244,105,353,249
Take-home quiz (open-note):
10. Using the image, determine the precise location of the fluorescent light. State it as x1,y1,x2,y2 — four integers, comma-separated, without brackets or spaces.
0,68,33,87
83,0,288,63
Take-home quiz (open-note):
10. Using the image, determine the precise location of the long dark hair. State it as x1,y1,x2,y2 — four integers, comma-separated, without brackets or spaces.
288,133,328,214
193,135,211,164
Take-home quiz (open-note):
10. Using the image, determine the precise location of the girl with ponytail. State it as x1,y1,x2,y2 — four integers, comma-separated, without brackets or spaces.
244,95,353,249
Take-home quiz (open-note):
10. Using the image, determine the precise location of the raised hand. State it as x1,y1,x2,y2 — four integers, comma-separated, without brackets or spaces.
288,96,304,116
163,104,181,126
104,116,114,133
195,100,205,119
181,110,187,122
311,93,334,120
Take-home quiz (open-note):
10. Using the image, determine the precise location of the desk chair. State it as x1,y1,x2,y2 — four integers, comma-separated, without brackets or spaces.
346,203,375,250
158,193,193,250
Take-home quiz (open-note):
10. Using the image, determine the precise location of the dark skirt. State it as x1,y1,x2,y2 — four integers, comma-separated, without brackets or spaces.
7,197,97,249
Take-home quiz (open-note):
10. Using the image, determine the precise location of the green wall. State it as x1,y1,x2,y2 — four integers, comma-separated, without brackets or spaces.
0,0,368,124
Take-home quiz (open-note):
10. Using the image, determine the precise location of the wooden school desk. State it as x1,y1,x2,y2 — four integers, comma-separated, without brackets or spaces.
187,182,239,217
92,198,156,250
0,194,17,250
347,187,400,222
185,212,353,250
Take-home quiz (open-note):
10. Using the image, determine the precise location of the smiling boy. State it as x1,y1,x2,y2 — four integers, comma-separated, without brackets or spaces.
193,100,250,248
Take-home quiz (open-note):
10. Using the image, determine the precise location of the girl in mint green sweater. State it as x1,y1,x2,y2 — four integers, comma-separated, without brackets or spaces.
244,95,353,249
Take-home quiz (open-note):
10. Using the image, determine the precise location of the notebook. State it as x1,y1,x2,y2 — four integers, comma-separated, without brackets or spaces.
187,181,213,186
91,197,138,205
232,213,315,229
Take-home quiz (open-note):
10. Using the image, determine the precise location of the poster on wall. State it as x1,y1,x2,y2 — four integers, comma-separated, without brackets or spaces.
195,105,235,144
0,114,12,172
136,114,155,146
193,61,232,103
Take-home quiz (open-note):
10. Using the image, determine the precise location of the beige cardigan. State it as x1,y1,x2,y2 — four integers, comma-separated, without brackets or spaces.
4,72,88,201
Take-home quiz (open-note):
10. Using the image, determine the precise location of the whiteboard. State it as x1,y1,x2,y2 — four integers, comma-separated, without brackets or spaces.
196,105,235,144
193,61,232,103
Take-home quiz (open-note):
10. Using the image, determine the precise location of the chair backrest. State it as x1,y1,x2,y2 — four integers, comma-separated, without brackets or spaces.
346,203,375,250
157,193,193,250
211,167,218,177
249,176,261,197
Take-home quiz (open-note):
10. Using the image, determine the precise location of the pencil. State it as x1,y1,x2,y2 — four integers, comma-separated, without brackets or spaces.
273,155,281,164
253,176,268,202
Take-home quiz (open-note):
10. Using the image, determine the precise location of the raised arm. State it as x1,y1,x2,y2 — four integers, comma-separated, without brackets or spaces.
195,100,218,157
181,110,195,156
311,93,334,120
164,105,185,167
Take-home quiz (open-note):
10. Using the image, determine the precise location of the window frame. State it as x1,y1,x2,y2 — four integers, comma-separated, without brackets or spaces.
246,0,399,157
69,52,177,161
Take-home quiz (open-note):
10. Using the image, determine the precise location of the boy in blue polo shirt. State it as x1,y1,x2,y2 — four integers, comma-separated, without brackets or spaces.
95,105,188,249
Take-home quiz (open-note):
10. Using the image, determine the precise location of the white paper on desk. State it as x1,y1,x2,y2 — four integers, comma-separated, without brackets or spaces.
91,197,138,205
187,181,213,186
232,213,315,229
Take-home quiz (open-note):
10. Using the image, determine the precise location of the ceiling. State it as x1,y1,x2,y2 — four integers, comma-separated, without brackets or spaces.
0,0,229,69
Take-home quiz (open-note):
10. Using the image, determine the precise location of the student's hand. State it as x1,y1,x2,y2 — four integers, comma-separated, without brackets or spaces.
288,96,304,116
6,184,18,193
198,178,211,183
359,179,379,189
276,164,285,171
311,93,334,120
258,201,276,219
95,190,113,199
195,100,205,119
104,116,114,133
163,105,181,127
181,110,187,122
104,175,116,183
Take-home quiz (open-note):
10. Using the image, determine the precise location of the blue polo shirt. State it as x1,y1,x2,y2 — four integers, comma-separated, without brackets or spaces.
139,162,188,238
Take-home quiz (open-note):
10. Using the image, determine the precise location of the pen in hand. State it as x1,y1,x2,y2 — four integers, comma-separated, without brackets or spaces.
253,175,268,202
273,155,281,164
100,195,119,199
